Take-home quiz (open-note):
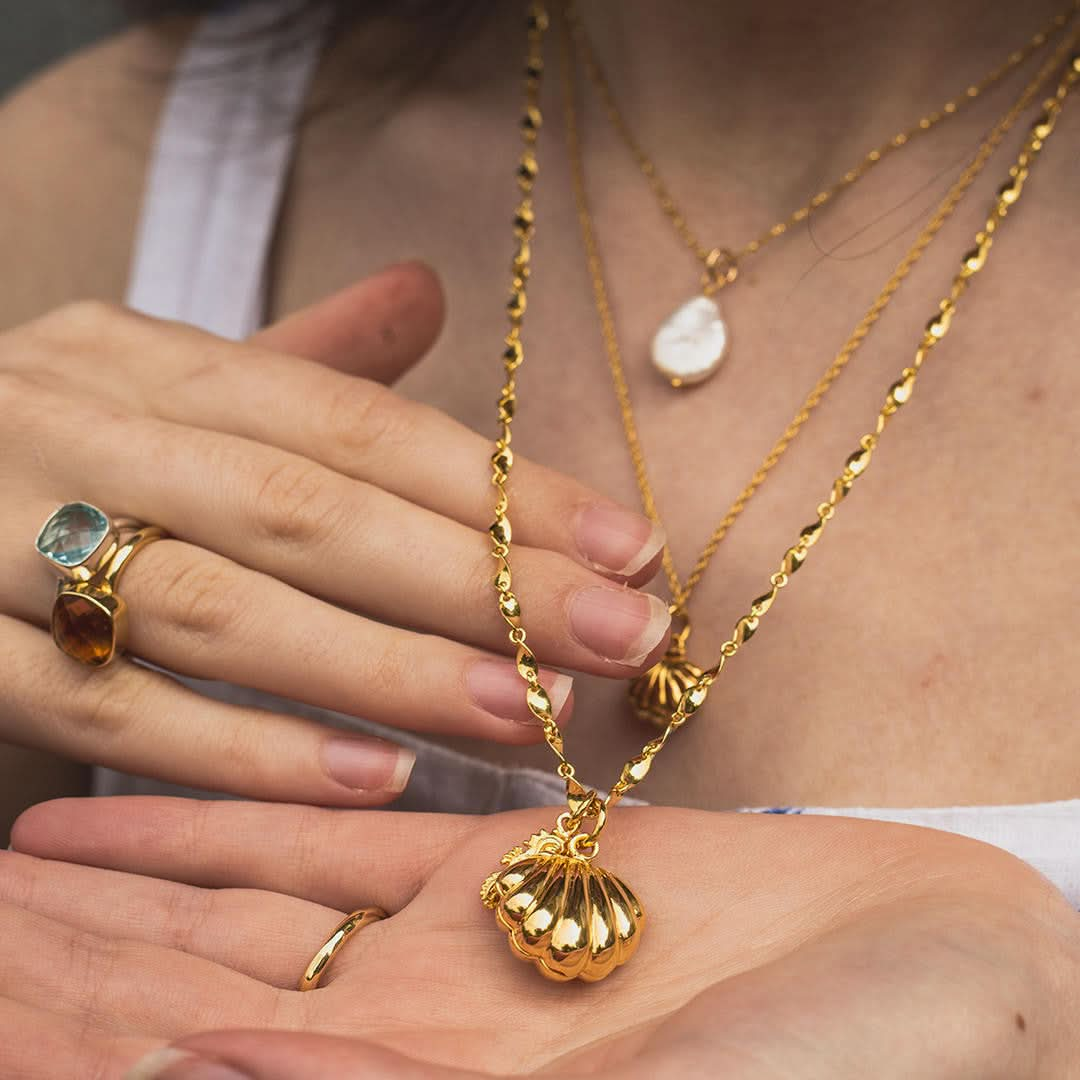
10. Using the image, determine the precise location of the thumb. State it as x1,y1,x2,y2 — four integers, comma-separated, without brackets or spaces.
250,260,445,384
125,1033,489,1080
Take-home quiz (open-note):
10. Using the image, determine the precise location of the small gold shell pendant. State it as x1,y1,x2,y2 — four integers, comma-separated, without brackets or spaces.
628,633,705,727
481,828,645,982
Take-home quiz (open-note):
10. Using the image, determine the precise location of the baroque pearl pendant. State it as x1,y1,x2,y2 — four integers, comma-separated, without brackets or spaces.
651,294,729,387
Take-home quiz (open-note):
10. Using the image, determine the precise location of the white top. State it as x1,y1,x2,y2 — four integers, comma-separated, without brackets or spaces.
108,1,1080,908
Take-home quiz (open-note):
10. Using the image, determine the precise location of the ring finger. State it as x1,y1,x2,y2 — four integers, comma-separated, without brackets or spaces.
0,898,284,1041
0,849,357,990
8,494,582,746
9,392,670,675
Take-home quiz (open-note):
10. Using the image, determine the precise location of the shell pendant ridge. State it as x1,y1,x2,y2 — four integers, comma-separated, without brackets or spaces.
482,828,645,982
628,635,705,727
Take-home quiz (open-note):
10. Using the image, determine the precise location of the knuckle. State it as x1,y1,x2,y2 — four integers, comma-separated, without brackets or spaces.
213,707,267,775
357,638,410,704
462,540,500,612
61,923,117,1026
31,299,132,345
285,804,329,885
72,665,151,737
328,378,414,461
252,457,345,548
0,368,32,410
157,549,249,649
160,880,218,952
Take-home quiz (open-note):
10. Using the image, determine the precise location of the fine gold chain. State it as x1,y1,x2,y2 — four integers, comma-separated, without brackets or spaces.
488,5,1076,820
565,0,1077,293
563,19,1077,615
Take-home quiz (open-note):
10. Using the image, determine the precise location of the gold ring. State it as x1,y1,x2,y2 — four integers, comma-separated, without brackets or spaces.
35,502,167,667
298,907,387,991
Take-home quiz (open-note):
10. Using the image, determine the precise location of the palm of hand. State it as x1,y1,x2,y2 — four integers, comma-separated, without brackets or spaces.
3,798,1076,1079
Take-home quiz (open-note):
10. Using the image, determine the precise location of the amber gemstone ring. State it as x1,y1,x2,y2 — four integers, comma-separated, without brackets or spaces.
35,502,166,667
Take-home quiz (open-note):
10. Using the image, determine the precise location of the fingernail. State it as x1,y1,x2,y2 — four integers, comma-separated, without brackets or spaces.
321,737,415,794
576,503,665,576
125,1048,250,1080
466,660,573,726
569,586,670,665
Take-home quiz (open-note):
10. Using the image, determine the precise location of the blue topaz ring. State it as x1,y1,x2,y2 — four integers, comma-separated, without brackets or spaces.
35,502,167,667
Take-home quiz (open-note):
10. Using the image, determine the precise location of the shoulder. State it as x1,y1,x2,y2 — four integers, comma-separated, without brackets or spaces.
0,20,194,329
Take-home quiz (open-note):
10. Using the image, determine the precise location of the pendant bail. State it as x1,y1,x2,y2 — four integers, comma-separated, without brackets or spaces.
565,779,599,819
557,798,608,855
702,247,739,292
668,607,693,654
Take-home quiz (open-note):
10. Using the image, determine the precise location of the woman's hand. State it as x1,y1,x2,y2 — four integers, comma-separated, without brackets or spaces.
3,796,1077,1078
0,263,669,804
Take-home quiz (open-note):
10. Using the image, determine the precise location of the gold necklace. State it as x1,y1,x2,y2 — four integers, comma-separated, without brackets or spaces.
564,10,1075,727
481,3,1077,983
565,0,1076,387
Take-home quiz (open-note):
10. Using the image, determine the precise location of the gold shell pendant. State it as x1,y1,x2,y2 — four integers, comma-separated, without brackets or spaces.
628,633,705,727
481,829,645,982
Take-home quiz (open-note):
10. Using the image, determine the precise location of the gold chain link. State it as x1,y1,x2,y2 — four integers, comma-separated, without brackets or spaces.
563,10,1077,613
488,3,1077,825
565,0,1077,293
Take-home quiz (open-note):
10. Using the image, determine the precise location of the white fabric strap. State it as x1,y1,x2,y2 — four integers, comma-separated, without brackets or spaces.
125,1,328,339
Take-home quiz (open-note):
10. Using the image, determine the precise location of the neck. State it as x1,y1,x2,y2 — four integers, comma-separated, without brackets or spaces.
578,0,1068,110
562,0,1071,219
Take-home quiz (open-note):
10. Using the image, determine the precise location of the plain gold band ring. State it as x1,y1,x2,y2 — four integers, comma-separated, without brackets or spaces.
299,907,387,991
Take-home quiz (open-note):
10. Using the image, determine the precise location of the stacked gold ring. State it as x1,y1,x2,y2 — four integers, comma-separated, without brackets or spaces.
35,501,166,667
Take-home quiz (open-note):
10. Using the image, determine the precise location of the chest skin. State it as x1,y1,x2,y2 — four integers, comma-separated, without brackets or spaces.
266,42,1080,811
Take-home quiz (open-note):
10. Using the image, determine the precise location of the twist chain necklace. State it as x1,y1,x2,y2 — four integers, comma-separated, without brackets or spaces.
480,3,1077,983
565,0,1077,387
563,9,1079,726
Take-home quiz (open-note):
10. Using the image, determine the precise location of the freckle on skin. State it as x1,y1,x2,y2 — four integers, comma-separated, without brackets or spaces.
1015,1012,1026,1032
1025,385,1045,404
920,651,947,690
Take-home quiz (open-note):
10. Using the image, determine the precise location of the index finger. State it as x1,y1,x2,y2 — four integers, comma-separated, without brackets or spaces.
17,302,664,582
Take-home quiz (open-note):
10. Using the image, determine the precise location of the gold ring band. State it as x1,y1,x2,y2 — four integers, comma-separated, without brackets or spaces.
298,907,387,991
36,502,167,667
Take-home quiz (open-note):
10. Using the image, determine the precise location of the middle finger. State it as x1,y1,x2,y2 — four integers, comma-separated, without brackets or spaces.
12,393,671,677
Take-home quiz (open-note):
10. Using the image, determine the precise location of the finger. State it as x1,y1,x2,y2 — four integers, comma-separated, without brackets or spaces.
13,798,475,913
128,1033,492,1080
0,614,418,805
13,509,581,746
12,305,665,581
0,849,349,990
249,261,445,382
0,996,159,1080
0,899,282,1040
11,397,669,675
